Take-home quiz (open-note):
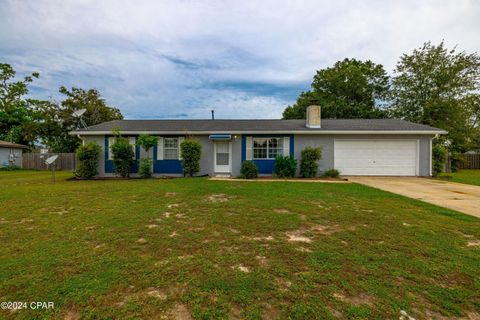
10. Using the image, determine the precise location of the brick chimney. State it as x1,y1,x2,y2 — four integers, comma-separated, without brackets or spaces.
306,105,321,128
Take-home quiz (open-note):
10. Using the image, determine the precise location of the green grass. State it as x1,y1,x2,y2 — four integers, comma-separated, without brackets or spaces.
438,169,480,186
1,170,479,319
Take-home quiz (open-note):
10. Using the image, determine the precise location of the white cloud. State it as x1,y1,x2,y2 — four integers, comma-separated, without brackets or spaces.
1,0,479,118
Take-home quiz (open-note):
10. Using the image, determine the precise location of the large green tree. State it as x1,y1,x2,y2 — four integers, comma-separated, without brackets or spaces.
38,87,123,152
389,41,480,152
0,63,41,146
283,58,389,119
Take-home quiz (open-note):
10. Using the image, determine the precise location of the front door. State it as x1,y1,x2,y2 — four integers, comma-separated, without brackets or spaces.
214,140,232,174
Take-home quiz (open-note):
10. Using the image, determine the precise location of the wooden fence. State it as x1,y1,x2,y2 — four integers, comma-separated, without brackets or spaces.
22,153,76,171
445,153,480,171
457,154,480,169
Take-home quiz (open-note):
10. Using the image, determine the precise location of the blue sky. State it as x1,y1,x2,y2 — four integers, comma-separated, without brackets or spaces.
1,0,479,119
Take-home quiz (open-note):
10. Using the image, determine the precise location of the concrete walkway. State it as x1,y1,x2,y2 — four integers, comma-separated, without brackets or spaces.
347,177,480,218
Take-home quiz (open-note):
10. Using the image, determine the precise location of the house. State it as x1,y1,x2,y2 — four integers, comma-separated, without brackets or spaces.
71,105,446,177
0,140,28,168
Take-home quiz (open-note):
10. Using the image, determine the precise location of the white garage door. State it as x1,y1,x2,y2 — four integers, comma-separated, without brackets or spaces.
334,140,418,176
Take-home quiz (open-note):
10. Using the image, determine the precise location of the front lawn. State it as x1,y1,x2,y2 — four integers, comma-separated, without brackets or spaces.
438,169,480,186
1,171,479,319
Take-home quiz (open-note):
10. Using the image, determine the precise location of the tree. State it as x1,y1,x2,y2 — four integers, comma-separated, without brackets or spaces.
136,134,158,178
76,141,101,179
283,58,389,119
300,147,322,178
111,136,134,178
136,134,158,157
37,86,123,152
0,63,41,146
180,139,202,177
389,41,480,152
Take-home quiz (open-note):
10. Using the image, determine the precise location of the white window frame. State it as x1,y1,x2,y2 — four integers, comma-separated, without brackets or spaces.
108,136,136,160
252,137,284,160
163,137,179,160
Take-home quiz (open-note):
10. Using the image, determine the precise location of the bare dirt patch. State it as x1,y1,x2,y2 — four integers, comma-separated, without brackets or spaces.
233,265,251,273
333,292,375,306
311,224,341,235
256,255,268,267
245,235,274,241
207,193,234,203
276,277,292,291
146,288,167,300
287,224,341,243
169,303,193,320
137,238,147,244
261,303,281,319
467,239,480,247
164,212,172,218
286,231,312,243
64,310,81,320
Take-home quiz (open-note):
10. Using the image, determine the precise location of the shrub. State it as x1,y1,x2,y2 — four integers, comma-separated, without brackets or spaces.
75,142,101,179
180,138,202,177
274,156,297,178
449,151,464,173
323,168,340,178
240,160,258,179
300,147,322,178
111,137,134,178
0,165,21,171
432,144,447,177
138,158,153,178
136,134,157,178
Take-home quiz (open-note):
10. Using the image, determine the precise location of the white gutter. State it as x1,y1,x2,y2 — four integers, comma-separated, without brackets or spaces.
71,130,447,136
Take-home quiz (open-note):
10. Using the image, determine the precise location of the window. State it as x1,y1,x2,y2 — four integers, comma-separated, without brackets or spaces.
107,136,136,160
253,137,283,159
164,137,179,160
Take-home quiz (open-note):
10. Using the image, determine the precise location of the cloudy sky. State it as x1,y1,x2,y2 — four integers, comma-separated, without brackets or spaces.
1,0,479,119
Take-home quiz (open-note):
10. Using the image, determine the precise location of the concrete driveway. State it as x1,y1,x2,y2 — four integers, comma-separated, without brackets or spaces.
347,177,480,218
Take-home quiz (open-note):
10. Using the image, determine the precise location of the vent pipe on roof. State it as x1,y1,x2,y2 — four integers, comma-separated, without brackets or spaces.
211,110,215,120
306,105,321,128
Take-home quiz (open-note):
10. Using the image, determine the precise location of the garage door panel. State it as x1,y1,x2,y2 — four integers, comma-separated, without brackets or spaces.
334,140,418,176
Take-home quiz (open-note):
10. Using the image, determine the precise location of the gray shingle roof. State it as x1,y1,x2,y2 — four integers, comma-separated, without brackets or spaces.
0,140,28,149
72,119,446,134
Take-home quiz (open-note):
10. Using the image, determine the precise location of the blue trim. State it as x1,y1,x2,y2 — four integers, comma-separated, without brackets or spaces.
241,134,294,174
241,135,246,162
104,137,113,173
104,136,139,174
152,135,183,174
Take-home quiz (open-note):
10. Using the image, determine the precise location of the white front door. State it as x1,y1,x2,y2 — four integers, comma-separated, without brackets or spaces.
214,141,232,174
334,140,419,176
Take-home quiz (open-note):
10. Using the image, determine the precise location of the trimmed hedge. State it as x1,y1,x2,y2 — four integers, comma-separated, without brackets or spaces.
323,168,340,178
180,139,202,177
300,147,322,178
274,156,297,178
75,141,101,179
138,158,153,178
111,137,134,178
240,160,258,179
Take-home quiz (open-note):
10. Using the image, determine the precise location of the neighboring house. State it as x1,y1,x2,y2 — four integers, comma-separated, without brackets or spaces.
71,105,446,177
0,140,28,168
